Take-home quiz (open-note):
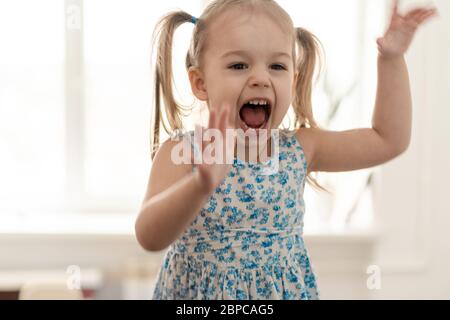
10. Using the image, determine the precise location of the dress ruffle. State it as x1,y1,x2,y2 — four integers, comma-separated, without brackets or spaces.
153,230,319,300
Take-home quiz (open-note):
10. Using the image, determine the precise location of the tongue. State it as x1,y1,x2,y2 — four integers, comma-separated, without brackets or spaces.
240,105,266,128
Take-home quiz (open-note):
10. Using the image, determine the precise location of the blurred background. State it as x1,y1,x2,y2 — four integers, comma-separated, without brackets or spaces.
0,0,448,299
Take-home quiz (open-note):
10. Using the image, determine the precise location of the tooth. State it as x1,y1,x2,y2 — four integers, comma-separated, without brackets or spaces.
246,99,270,105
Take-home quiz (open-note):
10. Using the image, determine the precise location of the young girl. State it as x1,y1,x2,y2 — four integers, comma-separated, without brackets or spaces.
135,0,437,300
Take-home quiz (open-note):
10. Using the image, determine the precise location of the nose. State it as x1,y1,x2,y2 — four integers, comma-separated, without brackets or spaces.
248,67,271,89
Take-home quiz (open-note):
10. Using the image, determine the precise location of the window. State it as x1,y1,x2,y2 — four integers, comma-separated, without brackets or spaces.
0,0,386,231
0,1,65,214
80,0,203,213
277,0,387,231
0,0,203,216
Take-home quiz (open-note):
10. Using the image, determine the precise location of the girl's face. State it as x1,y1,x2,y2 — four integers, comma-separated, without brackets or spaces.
190,8,297,133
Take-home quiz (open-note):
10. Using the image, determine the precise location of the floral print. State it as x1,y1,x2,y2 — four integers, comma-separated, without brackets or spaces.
152,130,319,300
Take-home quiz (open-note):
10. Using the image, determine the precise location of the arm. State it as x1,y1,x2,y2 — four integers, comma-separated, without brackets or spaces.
299,55,411,173
299,1,437,173
135,105,234,252
135,140,211,252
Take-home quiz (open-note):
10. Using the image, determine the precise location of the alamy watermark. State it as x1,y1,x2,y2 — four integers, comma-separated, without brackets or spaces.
170,128,281,174
366,265,382,290
66,4,82,31
66,265,81,291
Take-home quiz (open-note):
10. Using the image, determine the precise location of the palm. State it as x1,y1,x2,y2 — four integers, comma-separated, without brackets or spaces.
192,104,235,193
377,0,437,59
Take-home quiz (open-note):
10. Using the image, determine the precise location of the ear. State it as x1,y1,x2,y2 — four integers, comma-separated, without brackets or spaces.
188,67,208,101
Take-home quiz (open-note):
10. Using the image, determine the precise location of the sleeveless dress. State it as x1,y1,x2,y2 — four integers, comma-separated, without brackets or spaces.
152,129,320,300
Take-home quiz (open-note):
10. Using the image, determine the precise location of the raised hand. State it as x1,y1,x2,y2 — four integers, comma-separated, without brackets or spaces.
377,0,438,59
192,104,236,194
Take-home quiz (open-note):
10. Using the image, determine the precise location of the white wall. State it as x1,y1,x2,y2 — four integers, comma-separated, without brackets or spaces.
1,0,449,300
0,230,377,299
371,0,450,299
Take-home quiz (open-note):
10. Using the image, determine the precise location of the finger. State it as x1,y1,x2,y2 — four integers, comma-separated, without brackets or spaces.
376,37,383,45
194,124,203,143
417,9,438,24
406,7,437,20
219,107,228,133
391,0,399,17
406,10,434,29
220,104,229,130
208,109,216,129
226,103,234,128
223,103,232,129
211,108,227,164
229,105,239,128
226,107,236,142
413,10,433,22
190,148,195,166
220,105,233,159
205,110,216,156
405,8,426,20
376,37,384,50
194,124,204,161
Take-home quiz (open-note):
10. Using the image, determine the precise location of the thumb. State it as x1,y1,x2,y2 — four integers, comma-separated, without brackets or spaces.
376,37,386,51
376,37,386,47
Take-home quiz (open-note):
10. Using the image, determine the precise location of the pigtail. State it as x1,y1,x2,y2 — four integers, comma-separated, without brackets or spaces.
151,11,195,159
293,27,323,129
293,27,329,193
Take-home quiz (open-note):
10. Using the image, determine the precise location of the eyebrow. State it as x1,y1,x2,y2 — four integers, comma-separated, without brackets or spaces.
221,50,291,59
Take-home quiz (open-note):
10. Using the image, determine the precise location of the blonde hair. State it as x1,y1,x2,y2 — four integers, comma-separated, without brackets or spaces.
151,0,325,190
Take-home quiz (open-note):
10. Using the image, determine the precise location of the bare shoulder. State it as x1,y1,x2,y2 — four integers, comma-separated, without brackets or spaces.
294,127,319,174
142,137,193,203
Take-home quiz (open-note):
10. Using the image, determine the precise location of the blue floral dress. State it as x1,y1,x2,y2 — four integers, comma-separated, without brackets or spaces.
152,129,320,300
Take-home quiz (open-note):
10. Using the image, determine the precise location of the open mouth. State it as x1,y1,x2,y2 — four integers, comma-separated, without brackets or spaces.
239,98,272,131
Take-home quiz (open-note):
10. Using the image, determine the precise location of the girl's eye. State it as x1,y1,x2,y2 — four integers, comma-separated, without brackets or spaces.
271,64,286,70
229,63,248,70
228,63,286,71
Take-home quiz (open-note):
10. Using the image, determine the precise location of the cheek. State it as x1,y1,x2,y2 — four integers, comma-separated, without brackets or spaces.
205,81,243,113
207,73,242,95
272,104,290,125
271,80,294,124
275,79,294,106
